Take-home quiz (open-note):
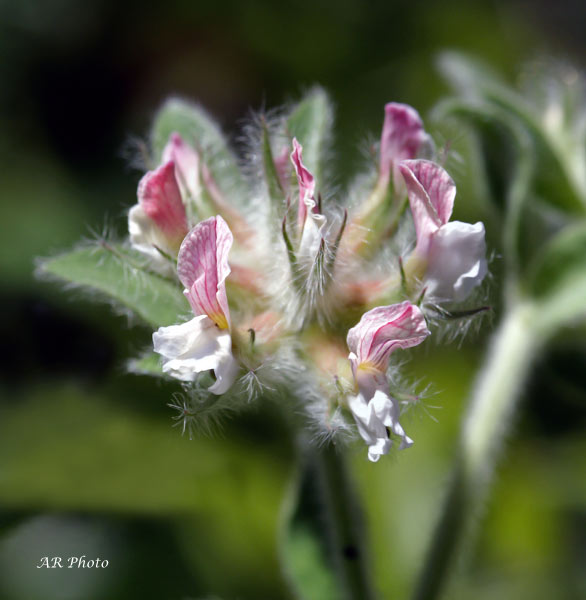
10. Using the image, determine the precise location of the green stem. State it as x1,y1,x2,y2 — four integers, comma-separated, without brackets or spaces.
316,443,376,600
412,301,541,600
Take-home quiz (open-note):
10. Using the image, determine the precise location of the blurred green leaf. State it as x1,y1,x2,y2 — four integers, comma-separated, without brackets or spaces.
0,384,292,515
283,523,338,600
438,52,586,213
151,98,247,200
527,223,586,334
438,52,513,104
0,385,297,599
39,243,188,328
287,88,332,187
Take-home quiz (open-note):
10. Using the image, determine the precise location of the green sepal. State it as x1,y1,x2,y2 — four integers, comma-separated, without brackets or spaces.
287,87,332,186
260,117,287,212
151,98,247,205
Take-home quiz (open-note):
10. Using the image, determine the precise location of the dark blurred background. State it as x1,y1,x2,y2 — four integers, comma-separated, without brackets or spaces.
1,1,585,599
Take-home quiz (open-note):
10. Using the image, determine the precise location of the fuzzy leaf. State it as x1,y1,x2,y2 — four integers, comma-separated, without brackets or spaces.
39,244,189,328
260,119,286,211
151,98,247,201
287,87,332,186
528,223,586,334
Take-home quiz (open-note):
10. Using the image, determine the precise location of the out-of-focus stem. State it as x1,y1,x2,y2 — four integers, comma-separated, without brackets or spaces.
412,301,540,600
316,443,376,600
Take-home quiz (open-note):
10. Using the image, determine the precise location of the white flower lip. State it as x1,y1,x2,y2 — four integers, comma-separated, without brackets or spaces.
349,388,413,462
153,315,238,394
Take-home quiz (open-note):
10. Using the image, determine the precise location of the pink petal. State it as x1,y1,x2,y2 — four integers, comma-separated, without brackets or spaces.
347,301,429,371
380,103,428,179
137,161,188,249
399,159,456,254
290,138,316,229
177,216,233,329
162,132,200,200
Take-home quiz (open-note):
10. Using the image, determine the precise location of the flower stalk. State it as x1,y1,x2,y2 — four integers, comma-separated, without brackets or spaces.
412,300,541,600
315,442,376,600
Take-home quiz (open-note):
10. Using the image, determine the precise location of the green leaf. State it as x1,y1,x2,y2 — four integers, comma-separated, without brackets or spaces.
527,223,586,334
151,97,247,200
287,87,332,186
39,243,189,328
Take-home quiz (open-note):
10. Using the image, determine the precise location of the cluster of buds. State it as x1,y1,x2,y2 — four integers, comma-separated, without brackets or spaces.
127,99,487,461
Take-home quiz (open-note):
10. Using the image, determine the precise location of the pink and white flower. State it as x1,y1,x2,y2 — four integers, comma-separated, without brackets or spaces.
347,301,430,461
379,103,431,185
399,159,487,302
128,160,189,273
290,138,327,258
153,216,239,394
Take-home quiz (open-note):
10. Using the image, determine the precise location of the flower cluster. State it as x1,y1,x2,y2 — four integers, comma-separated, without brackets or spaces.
128,99,487,461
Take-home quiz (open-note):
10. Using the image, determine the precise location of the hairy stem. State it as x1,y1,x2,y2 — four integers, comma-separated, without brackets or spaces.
412,301,540,600
316,443,376,600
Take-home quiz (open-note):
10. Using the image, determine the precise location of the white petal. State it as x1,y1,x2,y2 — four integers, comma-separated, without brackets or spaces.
426,221,487,302
367,437,392,462
298,204,327,262
153,315,238,393
371,390,413,450
208,352,240,394
348,377,412,462
128,204,176,276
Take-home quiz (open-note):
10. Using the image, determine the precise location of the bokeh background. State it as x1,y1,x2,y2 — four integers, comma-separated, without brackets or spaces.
1,1,585,598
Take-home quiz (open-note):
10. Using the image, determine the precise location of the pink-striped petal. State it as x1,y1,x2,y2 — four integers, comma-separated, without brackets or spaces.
379,103,428,179
177,216,233,330
347,301,429,371
162,132,200,200
290,138,316,229
399,159,455,254
137,161,188,250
